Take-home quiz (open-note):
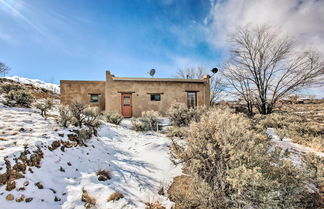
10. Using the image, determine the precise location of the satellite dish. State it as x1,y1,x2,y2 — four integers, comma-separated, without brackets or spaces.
211,67,218,74
149,69,156,77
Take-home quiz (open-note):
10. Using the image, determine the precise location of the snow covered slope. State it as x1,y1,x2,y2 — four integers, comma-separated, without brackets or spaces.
0,102,181,208
5,76,60,93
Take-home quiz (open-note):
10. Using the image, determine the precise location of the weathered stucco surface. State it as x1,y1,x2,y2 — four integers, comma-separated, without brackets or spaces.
105,71,210,117
60,71,210,117
60,81,105,110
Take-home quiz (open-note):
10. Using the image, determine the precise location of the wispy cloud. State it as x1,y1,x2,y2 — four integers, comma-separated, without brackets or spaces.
0,0,50,39
206,0,324,55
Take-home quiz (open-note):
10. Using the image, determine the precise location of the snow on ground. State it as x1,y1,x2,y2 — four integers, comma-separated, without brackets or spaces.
267,128,324,164
5,76,60,93
0,103,181,208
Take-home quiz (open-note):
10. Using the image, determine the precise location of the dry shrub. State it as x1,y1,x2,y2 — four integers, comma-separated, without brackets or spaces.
145,201,166,209
1,83,23,94
254,113,324,152
167,175,200,209
131,110,161,131
107,192,124,202
96,169,111,181
81,188,96,209
304,153,324,187
167,103,206,127
82,107,102,136
69,102,88,127
34,99,53,119
57,104,102,137
166,126,188,138
56,106,72,128
105,111,123,125
170,107,316,209
4,90,34,107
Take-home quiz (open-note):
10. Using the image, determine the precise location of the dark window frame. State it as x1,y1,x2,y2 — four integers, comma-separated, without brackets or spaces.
90,94,100,103
187,91,197,108
150,94,161,101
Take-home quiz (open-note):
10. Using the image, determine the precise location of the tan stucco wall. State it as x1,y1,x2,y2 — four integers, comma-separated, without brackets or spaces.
105,71,210,117
60,80,106,110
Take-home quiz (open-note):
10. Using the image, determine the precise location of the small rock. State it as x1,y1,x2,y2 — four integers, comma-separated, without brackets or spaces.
16,194,25,202
23,180,29,186
98,175,108,181
54,196,61,202
60,166,65,172
25,197,33,203
6,194,14,201
67,162,72,166
19,128,25,132
29,168,34,173
6,180,16,191
17,187,25,191
58,133,64,137
35,182,44,189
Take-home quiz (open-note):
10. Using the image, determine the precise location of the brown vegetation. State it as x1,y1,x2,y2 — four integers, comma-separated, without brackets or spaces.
81,188,96,209
107,192,124,202
96,169,111,181
168,107,322,209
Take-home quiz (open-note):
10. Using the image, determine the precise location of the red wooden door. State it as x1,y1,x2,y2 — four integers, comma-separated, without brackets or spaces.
121,93,132,117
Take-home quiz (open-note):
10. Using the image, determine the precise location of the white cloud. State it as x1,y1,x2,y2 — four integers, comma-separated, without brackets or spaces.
205,0,324,98
207,0,324,55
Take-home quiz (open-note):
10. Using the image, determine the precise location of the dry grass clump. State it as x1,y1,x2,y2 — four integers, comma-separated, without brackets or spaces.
105,111,123,125
253,112,324,152
145,201,166,209
131,110,161,131
169,107,319,209
96,169,111,181
81,188,96,209
107,192,124,202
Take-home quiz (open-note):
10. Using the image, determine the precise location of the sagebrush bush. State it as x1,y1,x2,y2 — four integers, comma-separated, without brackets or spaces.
82,107,102,136
69,102,87,127
34,99,53,119
166,126,188,138
4,90,34,107
167,103,206,127
170,107,315,209
1,83,23,94
131,110,161,131
56,104,102,137
105,112,123,125
57,106,72,128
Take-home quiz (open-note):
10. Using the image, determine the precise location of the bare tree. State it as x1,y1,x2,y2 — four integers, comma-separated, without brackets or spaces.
0,62,10,77
223,26,324,115
175,66,226,105
175,66,205,79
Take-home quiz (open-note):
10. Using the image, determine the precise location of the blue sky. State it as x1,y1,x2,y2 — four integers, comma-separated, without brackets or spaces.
0,0,224,83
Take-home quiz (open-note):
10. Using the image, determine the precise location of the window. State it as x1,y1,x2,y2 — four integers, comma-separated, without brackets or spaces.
123,96,131,106
150,94,161,101
90,94,99,103
187,92,197,108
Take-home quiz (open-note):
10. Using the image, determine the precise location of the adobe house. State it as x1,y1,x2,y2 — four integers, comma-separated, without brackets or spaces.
60,71,210,117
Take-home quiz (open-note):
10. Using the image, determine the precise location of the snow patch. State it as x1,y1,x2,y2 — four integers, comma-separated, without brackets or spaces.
5,76,60,93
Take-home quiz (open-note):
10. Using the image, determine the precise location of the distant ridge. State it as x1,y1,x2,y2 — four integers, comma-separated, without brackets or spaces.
5,76,60,93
